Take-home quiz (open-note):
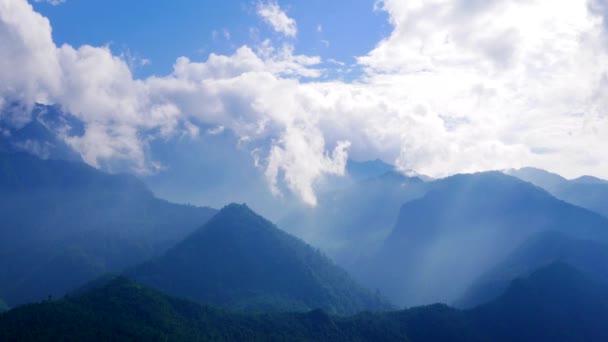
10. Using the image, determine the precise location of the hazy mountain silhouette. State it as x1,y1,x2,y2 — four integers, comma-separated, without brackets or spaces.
361,172,608,307
129,203,391,315
458,231,608,308
0,152,216,307
346,159,396,182
504,167,568,192
280,170,430,267
507,167,608,218
471,262,608,341
0,103,84,162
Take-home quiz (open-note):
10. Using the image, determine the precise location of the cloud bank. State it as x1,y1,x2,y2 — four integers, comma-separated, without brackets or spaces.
2,0,608,205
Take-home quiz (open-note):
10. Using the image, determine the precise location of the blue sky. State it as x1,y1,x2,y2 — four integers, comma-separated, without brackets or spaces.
32,0,390,78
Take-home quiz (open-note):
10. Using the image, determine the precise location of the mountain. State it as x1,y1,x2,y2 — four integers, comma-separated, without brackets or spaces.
0,298,7,313
572,175,608,185
2,263,608,341
0,103,84,162
507,167,608,218
458,231,608,308
305,158,401,196
346,159,396,182
280,171,430,267
0,276,473,342
128,203,391,315
504,167,568,192
0,152,216,307
553,180,608,218
471,262,608,342
360,172,608,307
0,277,276,342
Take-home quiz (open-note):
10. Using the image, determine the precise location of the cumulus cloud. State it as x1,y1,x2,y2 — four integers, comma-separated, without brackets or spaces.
3,0,608,206
356,0,608,177
256,1,297,38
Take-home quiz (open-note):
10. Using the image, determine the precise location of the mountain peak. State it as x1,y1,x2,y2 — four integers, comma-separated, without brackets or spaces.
571,175,608,185
219,202,252,214
201,202,273,237
504,167,567,191
129,205,390,315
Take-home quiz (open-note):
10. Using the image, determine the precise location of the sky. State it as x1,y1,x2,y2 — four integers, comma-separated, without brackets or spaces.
30,0,391,78
2,0,608,206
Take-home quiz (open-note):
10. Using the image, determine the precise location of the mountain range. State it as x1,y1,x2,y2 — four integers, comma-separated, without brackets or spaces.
3,115,608,340
358,171,608,307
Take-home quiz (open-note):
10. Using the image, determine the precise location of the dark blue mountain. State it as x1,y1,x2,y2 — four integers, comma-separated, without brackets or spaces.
471,262,608,341
0,152,216,307
458,231,608,308
0,298,7,313
128,203,391,315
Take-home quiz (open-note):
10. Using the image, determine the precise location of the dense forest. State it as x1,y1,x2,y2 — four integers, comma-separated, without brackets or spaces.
2,263,607,341
128,203,391,315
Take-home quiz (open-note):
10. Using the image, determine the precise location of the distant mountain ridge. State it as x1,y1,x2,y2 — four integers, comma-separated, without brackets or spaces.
470,262,608,341
0,151,216,307
506,167,608,217
129,203,391,315
0,103,84,162
458,231,608,308
346,159,396,182
360,171,608,307
280,169,430,267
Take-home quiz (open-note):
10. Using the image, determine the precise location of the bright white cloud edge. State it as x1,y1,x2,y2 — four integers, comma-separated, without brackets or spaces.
256,1,298,38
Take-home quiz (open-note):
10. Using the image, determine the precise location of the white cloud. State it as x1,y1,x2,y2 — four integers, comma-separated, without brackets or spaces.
356,0,608,178
256,1,297,38
33,0,65,5
3,0,608,206
211,29,231,42
0,0,62,105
